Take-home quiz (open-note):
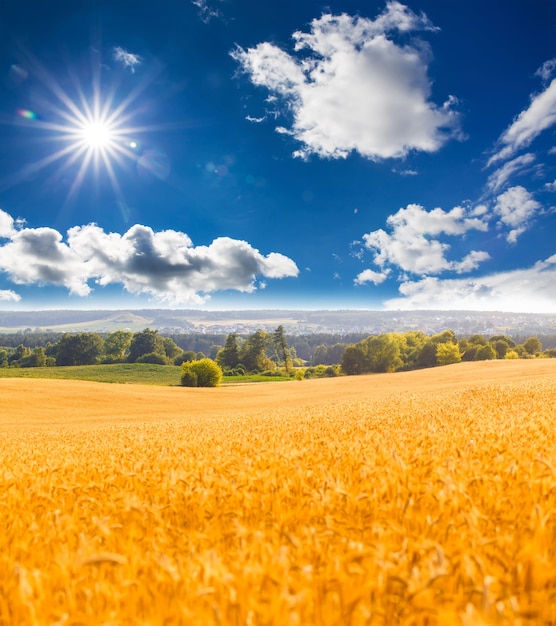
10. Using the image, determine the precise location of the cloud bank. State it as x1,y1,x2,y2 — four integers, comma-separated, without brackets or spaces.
0,211,298,304
232,1,460,160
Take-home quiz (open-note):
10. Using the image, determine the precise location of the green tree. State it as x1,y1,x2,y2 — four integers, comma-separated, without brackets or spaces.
56,333,104,366
0,350,7,368
216,333,241,370
523,337,542,356
240,330,272,372
104,330,133,362
436,342,462,366
21,347,47,368
272,325,291,372
476,344,497,361
363,333,403,373
9,344,31,366
341,344,367,375
163,337,183,361
181,358,222,387
128,329,165,362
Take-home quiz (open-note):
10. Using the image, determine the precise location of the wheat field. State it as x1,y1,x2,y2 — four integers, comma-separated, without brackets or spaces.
1,360,556,625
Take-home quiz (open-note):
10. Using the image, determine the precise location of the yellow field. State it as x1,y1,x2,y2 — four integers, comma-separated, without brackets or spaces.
1,360,556,625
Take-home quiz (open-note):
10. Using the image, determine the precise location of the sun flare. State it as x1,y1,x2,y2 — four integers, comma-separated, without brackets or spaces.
79,120,113,149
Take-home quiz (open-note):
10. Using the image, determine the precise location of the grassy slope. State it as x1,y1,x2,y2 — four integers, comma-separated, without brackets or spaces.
0,363,292,385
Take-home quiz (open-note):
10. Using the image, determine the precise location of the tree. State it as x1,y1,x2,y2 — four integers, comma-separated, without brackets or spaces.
56,333,104,366
216,333,241,370
272,325,291,372
476,344,497,361
240,330,273,372
363,334,403,373
0,350,7,368
341,344,366,375
20,347,47,368
104,330,133,362
181,358,222,387
128,329,165,362
163,337,183,361
523,337,542,356
436,342,462,366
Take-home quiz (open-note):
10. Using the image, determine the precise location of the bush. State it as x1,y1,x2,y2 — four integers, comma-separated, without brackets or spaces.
136,352,169,365
181,369,198,387
181,358,222,387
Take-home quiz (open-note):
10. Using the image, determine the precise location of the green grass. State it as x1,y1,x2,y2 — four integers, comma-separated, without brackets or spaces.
0,364,294,386
0,363,183,386
222,373,293,384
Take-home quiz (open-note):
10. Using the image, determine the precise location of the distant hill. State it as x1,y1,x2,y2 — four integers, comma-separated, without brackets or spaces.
0,308,554,337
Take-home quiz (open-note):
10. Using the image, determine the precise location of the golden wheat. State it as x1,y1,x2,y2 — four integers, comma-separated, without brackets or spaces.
1,360,555,625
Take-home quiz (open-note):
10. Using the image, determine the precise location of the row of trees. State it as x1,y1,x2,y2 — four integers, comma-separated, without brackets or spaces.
341,330,552,375
0,329,191,368
0,326,296,372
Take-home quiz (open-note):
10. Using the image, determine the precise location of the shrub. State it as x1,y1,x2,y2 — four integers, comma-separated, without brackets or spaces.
181,369,198,387
181,358,222,387
136,352,169,365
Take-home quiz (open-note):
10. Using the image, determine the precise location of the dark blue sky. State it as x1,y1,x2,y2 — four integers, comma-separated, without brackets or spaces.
0,0,555,311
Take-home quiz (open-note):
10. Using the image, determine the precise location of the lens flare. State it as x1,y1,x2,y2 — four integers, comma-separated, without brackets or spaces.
1,49,178,207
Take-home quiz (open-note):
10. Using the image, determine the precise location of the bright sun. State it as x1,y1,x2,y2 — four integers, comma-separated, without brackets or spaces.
80,120,113,149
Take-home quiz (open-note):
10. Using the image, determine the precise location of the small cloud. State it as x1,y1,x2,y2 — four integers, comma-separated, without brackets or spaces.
536,58,556,83
488,76,556,166
354,269,389,285
486,153,536,193
192,0,223,23
113,47,143,73
0,289,20,302
246,115,266,123
361,203,489,276
544,179,556,191
395,168,418,176
493,185,542,242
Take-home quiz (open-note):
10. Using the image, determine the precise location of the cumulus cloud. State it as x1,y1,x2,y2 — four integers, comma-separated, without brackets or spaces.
354,268,389,286
486,153,536,193
231,1,460,160
0,289,20,302
493,185,542,243
488,77,556,165
113,47,143,73
361,203,489,275
382,255,556,313
0,209,15,238
0,213,298,304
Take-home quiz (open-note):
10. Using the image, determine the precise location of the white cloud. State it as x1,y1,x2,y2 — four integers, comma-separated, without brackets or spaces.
493,185,541,242
0,214,298,304
232,2,460,160
536,58,556,83
486,153,536,193
113,47,143,73
354,269,389,285
0,289,20,302
382,255,556,313
362,203,489,275
0,209,15,238
545,179,556,191
488,78,556,165
192,0,223,22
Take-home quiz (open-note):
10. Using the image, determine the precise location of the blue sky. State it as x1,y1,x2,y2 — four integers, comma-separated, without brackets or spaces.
0,0,555,312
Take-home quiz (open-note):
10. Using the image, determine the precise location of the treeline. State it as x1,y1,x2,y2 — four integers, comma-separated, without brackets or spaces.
0,326,299,372
1,327,554,373
341,331,554,375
